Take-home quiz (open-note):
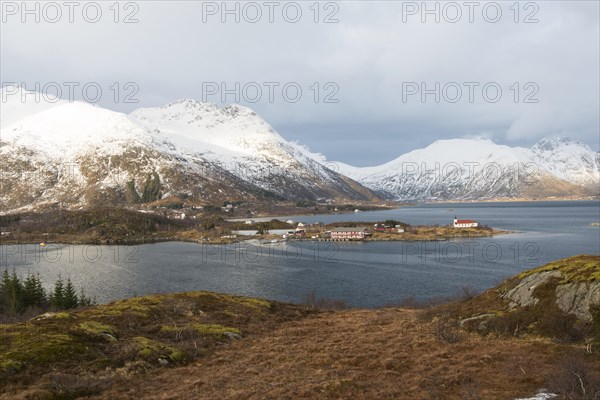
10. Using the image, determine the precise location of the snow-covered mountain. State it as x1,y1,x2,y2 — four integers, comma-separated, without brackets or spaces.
1,85,597,212
531,137,600,188
0,87,376,213
338,138,600,201
129,99,369,200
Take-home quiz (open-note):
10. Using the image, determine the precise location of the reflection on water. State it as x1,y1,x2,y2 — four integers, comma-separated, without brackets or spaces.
1,201,599,307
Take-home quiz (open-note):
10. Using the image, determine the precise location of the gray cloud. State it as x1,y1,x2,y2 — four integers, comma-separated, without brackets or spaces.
1,1,598,165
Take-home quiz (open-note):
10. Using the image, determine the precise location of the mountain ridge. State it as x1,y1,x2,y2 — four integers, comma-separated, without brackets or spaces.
0,87,378,213
336,137,600,201
1,86,598,212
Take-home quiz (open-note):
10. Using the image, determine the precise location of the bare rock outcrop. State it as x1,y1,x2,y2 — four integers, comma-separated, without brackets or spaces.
503,268,600,321
503,271,562,308
555,282,600,321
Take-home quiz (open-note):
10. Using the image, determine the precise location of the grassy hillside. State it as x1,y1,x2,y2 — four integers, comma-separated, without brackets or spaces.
516,255,600,283
1,256,599,399
0,292,312,398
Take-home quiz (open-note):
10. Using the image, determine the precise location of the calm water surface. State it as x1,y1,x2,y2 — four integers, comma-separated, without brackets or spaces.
1,201,598,307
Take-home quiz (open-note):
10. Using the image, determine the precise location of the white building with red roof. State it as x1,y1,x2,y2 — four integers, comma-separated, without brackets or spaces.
453,217,478,228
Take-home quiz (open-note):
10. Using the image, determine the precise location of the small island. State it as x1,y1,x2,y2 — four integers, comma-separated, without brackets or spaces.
0,209,509,246
278,218,508,243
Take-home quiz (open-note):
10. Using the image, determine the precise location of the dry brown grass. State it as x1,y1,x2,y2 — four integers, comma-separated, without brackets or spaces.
77,308,598,400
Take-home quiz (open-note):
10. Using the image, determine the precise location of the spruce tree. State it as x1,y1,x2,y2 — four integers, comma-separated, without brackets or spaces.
34,274,47,309
22,273,38,309
0,270,10,313
51,275,65,310
6,272,23,314
62,278,79,309
0,270,10,297
78,288,92,307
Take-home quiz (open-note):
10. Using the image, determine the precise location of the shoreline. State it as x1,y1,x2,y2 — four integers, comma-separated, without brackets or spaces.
413,197,599,204
0,228,514,247
227,198,599,222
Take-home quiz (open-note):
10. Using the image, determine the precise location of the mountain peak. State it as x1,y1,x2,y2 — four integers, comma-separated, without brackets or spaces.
338,135,599,200
129,99,280,155
160,99,256,117
1,85,64,129
532,136,586,151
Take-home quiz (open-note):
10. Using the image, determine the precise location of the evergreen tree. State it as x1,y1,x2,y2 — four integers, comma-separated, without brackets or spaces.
0,271,22,315
0,270,11,313
9,272,22,314
34,274,47,309
22,273,38,309
78,288,92,307
62,278,79,309
10,271,22,299
0,271,87,316
51,275,65,310
0,270,10,299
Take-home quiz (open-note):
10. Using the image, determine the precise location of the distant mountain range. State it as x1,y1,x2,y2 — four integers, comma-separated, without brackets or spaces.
0,86,598,213
337,137,599,201
0,87,376,213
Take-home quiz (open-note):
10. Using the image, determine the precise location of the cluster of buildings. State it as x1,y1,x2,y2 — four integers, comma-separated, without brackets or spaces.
328,227,371,240
373,223,405,233
313,217,478,241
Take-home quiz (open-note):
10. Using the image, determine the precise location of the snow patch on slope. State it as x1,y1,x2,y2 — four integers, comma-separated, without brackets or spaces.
1,101,151,159
1,85,64,129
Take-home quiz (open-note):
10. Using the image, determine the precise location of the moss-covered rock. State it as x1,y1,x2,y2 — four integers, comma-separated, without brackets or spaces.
132,336,186,363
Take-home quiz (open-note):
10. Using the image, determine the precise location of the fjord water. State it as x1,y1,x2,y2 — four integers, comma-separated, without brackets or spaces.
1,201,599,307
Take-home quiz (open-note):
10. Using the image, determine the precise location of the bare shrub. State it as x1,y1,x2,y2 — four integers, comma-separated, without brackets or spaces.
590,304,600,343
538,307,584,343
398,295,419,308
461,286,480,301
302,290,347,311
434,317,464,344
460,377,482,400
424,375,443,400
39,373,112,398
548,354,600,399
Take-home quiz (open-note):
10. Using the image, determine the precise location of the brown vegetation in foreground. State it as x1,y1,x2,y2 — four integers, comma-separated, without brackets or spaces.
1,256,599,399
89,308,600,400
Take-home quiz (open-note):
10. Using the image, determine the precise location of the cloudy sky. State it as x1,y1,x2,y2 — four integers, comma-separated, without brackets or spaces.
1,1,598,166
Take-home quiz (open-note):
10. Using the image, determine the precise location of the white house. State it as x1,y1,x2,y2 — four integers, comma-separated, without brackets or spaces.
330,227,370,240
453,218,478,228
